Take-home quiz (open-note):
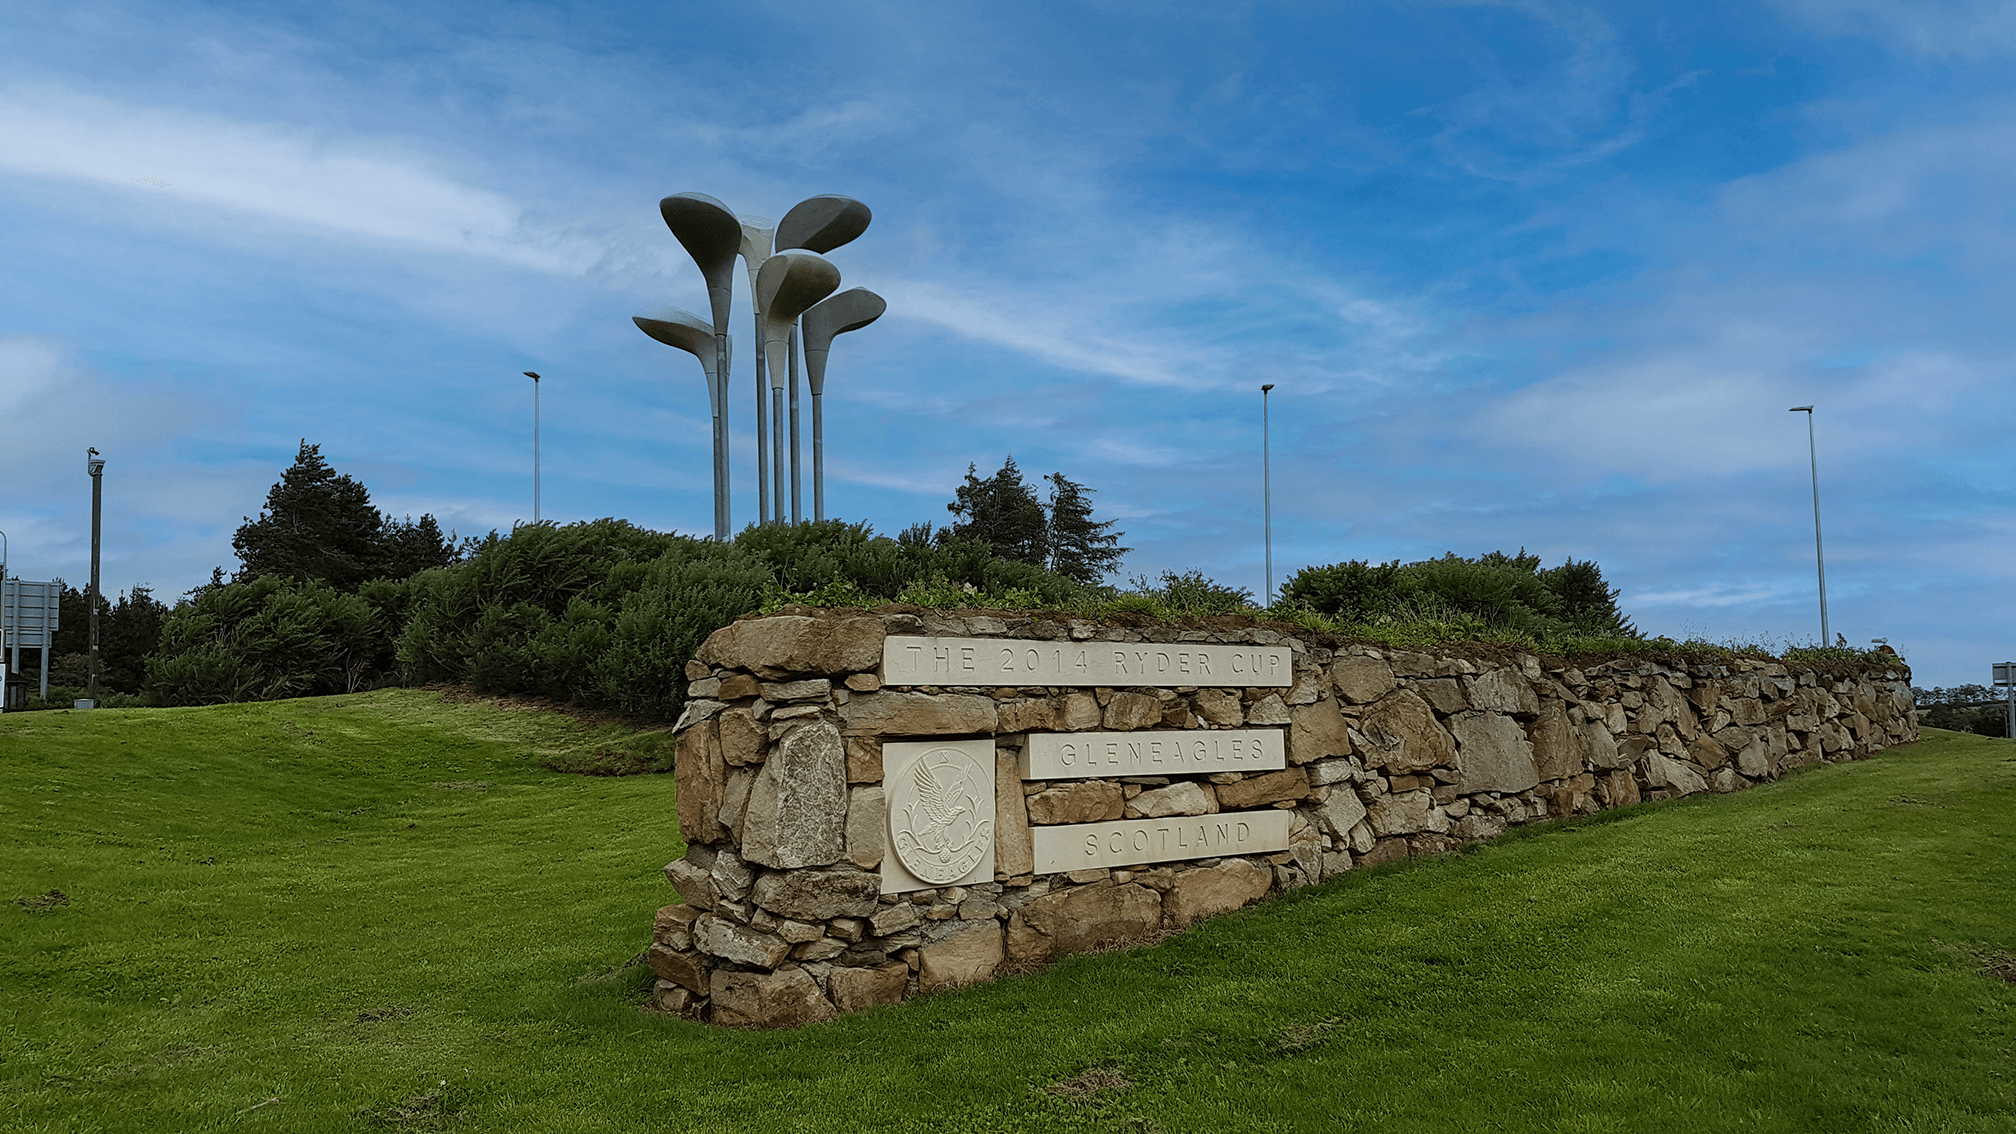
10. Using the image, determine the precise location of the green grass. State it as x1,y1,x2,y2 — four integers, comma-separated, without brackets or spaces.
4,695,2013,1133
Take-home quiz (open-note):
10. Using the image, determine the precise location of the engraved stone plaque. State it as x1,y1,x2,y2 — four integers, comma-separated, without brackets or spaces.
1021,729,1286,780
880,739,996,895
883,636,1291,688
1030,810,1293,873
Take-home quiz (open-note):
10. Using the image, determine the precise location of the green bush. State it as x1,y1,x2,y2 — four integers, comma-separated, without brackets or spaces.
1280,550,1635,641
146,576,390,705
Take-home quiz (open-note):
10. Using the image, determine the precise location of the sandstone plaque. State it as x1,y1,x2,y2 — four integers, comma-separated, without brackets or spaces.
883,636,1291,688
1030,810,1292,873
1020,729,1286,779
880,739,996,894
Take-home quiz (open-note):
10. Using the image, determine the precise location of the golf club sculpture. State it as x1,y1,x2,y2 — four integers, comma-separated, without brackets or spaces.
632,307,730,539
800,287,885,521
641,192,879,531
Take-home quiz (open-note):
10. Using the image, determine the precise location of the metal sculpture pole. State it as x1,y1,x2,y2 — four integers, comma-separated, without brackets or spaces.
660,194,742,535
523,371,541,523
1262,383,1275,605
773,196,871,522
756,251,842,526
86,448,103,708
634,309,731,539
801,288,886,522
737,216,775,526
1789,405,1829,645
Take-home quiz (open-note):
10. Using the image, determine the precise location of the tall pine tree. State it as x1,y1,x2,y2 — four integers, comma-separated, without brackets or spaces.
943,456,1050,567
1044,472,1128,583
232,441,456,591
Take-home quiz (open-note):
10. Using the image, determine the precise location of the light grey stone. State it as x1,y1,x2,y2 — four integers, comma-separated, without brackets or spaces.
846,785,885,870
742,720,849,869
1125,781,1213,818
1449,711,1540,794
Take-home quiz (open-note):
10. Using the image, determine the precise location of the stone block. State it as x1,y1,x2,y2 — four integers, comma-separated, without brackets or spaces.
1125,782,1213,818
1059,692,1103,730
1245,694,1292,726
1365,789,1444,837
1357,689,1456,774
750,866,881,921
1410,678,1469,716
1641,753,1707,796
654,903,700,951
717,673,760,700
663,857,718,911
1005,881,1163,964
695,915,793,969
997,698,1057,733
711,967,836,1028
1578,720,1624,770
1027,780,1125,824
1163,859,1272,928
918,923,1004,993
840,692,997,736
675,718,729,845
1466,669,1539,715
1329,655,1397,704
742,721,849,869
698,615,884,679
1450,711,1539,794
1193,688,1245,726
845,736,882,783
993,748,1034,878
1314,785,1367,838
1103,691,1164,730
846,785,885,870
829,962,909,1013
869,902,922,935
1288,699,1352,764
1526,700,1578,781
719,767,755,842
1213,767,1310,809
646,944,710,995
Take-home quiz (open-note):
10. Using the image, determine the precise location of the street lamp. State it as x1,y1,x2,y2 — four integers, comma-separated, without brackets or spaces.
86,448,103,708
800,288,886,523
1261,384,1275,606
525,372,542,523
1789,406,1829,645
634,308,731,539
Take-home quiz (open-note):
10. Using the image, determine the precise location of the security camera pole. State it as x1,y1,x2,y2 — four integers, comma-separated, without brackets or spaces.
1789,406,1829,645
87,448,104,707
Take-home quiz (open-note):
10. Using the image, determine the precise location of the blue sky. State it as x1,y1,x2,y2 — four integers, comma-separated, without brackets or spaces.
2,0,2011,687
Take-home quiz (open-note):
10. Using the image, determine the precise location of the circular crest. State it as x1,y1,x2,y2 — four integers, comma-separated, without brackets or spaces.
888,746,993,885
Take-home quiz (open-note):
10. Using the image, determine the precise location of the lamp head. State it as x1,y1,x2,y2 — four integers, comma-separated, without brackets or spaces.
800,287,886,395
1789,405,1813,413
774,195,871,255
659,192,744,334
1262,384,1275,393
524,371,540,382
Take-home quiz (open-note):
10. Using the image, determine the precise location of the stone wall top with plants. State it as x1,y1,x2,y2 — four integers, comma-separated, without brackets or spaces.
650,607,1917,1027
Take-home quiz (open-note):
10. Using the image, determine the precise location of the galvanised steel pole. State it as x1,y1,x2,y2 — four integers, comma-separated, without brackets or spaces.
87,449,103,707
1790,406,1829,645
525,372,541,523
1262,383,1275,606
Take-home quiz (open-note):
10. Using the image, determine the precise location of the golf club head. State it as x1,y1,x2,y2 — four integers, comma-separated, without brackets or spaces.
634,308,723,390
755,251,842,390
800,287,886,395
774,195,871,255
659,192,742,336
737,214,775,292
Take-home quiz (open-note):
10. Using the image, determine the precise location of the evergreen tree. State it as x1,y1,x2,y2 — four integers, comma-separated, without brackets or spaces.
1044,472,1128,584
231,441,460,591
943,456,1050,567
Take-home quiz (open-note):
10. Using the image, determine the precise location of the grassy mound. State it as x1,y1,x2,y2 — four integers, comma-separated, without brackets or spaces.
3,696,2011,1132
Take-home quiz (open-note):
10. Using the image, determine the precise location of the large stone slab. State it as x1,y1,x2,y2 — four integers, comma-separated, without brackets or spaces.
1026,780,1124,825
993,748,1034,878
880,739,996,894
828,962,909,1013
698,615,883,678
918,923,1004,993
675,718,729,845
1021,729,1284,779
1163,859,1273,928
839,692,997,736
742,721,849,869
1449,711,1540,794
1288,699,1353,764
1212,766,1309,809
1357,689,1456,774
1006,881,1163,963
1030,810,1292,873
883,636,1291,688
750,865,881,921
711,968,836,1028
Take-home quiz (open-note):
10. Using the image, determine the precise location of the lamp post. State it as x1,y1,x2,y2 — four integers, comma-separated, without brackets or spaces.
1261,384,1275,606
1789,406,1829,646
524,372,542,523
86,449,103,707
1,526,8,713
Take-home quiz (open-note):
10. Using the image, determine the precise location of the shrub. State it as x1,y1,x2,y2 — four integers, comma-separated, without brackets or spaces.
146,576,387,705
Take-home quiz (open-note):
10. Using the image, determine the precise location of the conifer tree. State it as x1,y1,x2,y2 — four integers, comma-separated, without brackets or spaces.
231,440,458,591
1044,472,1128,584
943,456,1050,567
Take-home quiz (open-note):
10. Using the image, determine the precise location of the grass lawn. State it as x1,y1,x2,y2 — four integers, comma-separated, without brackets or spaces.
3,690,2012,1133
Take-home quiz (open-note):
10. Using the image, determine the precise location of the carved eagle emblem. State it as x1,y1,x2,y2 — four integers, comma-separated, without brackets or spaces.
909,759,971,850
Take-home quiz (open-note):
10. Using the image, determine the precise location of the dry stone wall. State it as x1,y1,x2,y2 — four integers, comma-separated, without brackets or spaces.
648,608,1917,1026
